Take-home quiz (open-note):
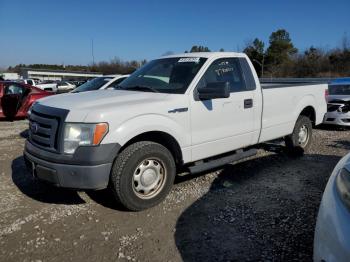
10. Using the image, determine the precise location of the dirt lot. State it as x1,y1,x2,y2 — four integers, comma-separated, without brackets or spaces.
0,120,349,262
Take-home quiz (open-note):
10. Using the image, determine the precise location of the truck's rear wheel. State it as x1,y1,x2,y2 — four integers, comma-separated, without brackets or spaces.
110,141,176,211
285,115,312,155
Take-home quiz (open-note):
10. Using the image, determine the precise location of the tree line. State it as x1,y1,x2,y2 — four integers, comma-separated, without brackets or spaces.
243,29,350,78
184,30,350,78
6,29,350,77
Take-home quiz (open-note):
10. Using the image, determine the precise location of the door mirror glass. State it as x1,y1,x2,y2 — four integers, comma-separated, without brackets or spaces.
197,82,230,100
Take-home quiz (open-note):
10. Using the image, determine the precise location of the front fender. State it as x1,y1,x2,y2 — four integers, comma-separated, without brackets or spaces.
102,114,190,149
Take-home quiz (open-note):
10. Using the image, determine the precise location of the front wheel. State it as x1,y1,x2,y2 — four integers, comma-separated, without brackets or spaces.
285,115,313,156
110,141,176,211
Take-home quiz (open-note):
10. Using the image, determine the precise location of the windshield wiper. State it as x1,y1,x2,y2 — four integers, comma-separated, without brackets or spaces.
119,85,159,93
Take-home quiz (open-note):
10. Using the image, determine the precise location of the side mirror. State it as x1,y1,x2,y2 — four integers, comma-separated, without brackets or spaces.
197,82,230,100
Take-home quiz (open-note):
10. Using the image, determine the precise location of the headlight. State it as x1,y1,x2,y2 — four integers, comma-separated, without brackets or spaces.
63,123,108,154
335,167,350,211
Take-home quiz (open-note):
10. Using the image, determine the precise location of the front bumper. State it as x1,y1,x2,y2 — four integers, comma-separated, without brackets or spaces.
24,140,120,190
323,111,350,126
314,154,350,262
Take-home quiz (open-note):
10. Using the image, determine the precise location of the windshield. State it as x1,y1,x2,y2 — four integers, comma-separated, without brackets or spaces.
329,85,350,95
73,77,113,92
117,57,207,94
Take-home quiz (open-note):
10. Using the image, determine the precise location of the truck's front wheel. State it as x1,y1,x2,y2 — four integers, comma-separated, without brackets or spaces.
285,115,313,155
110,141,176,211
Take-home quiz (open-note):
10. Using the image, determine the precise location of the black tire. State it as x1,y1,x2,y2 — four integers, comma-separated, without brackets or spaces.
110,141,176,211
285,115,313,156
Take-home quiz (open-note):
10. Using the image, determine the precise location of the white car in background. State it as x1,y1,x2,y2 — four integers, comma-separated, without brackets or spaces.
314,152,350,262
19,79,58,93
36,80,58,93
71,74,129,93
323,78,350,127
18,79,38,86
56,81,76,93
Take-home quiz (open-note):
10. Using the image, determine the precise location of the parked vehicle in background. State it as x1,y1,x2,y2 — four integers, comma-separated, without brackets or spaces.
0,81,53,120
24,52,327,211
36,80,58,93
71,75,129,93
314,152,350,262
323,78,350,127
18,79,38,86
70,80,87,87
56,81,76,93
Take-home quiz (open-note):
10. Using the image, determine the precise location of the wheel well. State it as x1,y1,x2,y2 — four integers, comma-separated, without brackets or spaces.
300,106,316,126
121,131,183,166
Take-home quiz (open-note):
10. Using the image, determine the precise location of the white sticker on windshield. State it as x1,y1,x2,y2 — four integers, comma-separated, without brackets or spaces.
178,57,200,63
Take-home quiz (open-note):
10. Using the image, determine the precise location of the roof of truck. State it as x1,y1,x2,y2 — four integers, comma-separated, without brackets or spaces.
162,52,247,59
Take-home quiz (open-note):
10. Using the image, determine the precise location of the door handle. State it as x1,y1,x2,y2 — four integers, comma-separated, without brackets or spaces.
244,99,253,109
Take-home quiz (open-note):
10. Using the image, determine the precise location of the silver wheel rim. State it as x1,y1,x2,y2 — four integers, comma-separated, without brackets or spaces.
132,158,166,199
298,124,309,147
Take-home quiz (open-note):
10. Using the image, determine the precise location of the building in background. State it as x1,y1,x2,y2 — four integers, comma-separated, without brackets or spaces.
19,68,102,81
0,72,20,80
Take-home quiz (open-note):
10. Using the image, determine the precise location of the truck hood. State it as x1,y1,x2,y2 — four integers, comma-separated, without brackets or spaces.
37,90,175,122
37,90,169,111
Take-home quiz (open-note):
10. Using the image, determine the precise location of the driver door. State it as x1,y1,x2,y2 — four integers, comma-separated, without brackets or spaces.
1,83,27,119
190,58,257,161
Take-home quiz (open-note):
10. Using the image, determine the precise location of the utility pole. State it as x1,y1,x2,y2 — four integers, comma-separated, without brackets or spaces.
91,38,95,65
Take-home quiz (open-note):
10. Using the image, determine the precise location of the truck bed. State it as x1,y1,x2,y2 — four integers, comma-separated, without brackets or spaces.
258,83,328,143
261,82,329,89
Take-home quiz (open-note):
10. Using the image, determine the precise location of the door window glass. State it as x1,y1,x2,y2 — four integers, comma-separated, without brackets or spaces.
197,58,247,92
5,84,25,95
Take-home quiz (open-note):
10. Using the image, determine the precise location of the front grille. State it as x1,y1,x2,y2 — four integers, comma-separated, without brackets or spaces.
342,119,350,123
29,111,58,150
28,104,69,152
326,118,335,121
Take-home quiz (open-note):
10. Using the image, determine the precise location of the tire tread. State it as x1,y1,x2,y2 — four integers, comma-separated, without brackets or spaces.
110,141,175,211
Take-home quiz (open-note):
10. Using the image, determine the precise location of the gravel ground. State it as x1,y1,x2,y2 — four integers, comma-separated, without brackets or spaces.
0,120,349,262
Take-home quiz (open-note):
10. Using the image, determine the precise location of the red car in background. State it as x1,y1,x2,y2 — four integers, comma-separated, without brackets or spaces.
0,81,53,120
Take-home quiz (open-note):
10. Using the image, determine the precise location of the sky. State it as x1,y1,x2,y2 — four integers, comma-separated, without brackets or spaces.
0,0,349,68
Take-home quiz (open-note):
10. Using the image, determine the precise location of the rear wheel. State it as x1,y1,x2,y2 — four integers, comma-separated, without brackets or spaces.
110,141,176,211
285,115,313,155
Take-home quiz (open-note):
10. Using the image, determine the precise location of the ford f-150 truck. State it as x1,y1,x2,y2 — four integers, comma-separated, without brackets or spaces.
24,52,328,211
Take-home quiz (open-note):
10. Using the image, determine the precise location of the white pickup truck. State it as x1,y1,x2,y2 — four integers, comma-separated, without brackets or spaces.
24,52,328,210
